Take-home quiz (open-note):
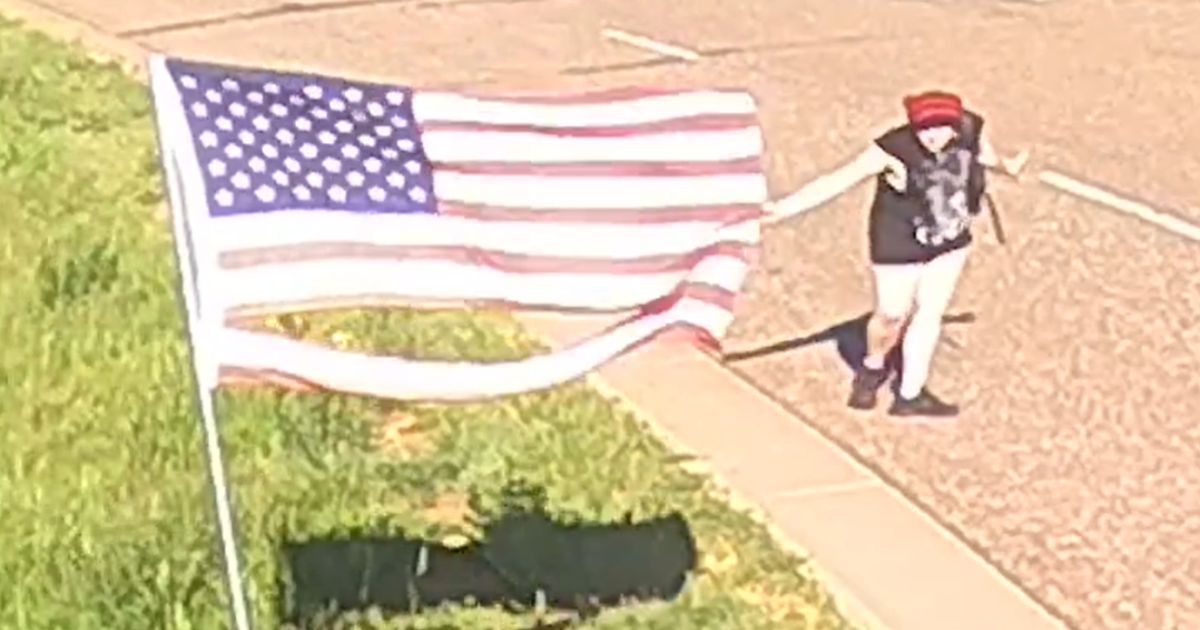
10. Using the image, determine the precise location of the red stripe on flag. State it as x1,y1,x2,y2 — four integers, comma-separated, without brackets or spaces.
418,113,760,137
422,86,752,106
222,282,738,321
218,366,321,391
214,319,723,401
226,296,473,322
433,157,762,178
632,322,723,354
219,241,752,274
674,282,738,311
579,315,724,361
439,202,762,224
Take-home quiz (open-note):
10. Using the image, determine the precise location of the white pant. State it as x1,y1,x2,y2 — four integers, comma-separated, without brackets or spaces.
871,246,969,320
870,246,970,398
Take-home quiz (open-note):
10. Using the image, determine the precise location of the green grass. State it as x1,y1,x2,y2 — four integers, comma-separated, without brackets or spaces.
0,19,852,629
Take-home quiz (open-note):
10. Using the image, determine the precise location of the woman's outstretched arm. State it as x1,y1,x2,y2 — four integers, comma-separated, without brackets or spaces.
765,143,896,223
978,133,1030,177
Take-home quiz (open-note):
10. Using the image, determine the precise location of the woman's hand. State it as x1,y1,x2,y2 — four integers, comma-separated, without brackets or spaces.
1002,149,1030,179
761,200,788,226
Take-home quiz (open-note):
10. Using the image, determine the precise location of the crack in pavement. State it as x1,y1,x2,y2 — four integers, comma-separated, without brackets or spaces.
117,0,548,38
561,33,884,75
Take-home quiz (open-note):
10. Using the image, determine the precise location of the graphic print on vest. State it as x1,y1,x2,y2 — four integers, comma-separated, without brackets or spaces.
910,147,974,247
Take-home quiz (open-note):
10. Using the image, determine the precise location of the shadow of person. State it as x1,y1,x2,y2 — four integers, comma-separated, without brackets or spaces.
722,311,977,376
280,507,697,627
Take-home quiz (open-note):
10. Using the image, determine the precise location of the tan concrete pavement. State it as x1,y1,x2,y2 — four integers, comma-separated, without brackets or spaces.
0,0,1095,628
532,315,1068,630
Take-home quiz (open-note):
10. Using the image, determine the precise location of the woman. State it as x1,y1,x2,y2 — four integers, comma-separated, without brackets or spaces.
766,91,1028,417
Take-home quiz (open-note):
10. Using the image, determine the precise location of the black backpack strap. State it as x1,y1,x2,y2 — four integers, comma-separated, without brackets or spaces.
960,113,987,214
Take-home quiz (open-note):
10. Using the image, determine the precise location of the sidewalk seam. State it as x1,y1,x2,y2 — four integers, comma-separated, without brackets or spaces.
775,479,882,500
0,0,154,74
573,367,888,630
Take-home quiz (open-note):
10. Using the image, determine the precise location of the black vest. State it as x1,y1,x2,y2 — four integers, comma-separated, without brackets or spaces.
867,111,986,265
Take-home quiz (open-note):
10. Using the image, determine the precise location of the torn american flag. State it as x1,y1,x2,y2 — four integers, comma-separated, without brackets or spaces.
148,55,766,401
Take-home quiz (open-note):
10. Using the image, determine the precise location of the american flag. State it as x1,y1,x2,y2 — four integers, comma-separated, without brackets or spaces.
149,55,766,401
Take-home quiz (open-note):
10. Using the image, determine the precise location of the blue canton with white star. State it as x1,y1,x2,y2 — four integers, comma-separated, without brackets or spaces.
165,58,437,217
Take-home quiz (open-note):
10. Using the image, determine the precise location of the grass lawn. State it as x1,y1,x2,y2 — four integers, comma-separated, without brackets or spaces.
0,18,853,629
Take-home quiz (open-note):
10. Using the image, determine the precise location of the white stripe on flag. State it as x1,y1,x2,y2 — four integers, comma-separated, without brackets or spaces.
432,172,768,209
413,91,757,127
211,213,759,260
217,297,732,401
217,256,750,314
420,127,764,163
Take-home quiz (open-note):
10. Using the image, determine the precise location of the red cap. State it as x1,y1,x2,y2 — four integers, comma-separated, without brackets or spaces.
903,91,964,129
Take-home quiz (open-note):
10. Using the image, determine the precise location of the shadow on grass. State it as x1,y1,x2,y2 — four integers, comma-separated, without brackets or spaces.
722,311,977,375
280,508,697,628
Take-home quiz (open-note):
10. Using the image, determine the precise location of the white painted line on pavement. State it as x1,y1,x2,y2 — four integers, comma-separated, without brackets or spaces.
1038,169,1200,243
776,479,882,499
601,27,701,62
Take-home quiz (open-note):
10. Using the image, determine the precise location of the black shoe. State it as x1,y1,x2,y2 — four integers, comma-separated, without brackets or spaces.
888,389,959,417
847,367,889,410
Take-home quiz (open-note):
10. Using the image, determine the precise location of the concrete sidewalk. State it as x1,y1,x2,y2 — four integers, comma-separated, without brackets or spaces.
0,2,1070,628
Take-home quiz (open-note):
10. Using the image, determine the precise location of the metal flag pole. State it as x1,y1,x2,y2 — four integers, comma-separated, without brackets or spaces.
187,370,254,630
983,148,1033,247
147,54,254,630
984,191,1008,246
